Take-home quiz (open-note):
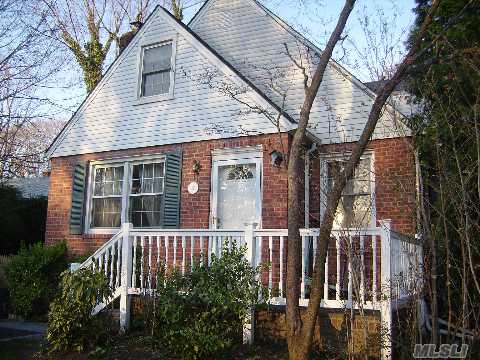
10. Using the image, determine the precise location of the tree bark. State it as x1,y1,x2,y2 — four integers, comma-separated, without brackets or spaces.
285,1,440,358
285,1,356,358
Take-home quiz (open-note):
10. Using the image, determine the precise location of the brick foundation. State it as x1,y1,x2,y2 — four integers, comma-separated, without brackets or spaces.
256,306,381,357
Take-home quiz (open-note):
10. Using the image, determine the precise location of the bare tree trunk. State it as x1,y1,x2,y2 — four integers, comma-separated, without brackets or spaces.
286,2,356,358
285,1,440,358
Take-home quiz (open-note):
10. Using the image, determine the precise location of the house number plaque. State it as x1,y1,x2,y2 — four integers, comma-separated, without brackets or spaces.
188,181,199,194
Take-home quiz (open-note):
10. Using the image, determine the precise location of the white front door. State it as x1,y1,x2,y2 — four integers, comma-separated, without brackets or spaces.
210,151,262,229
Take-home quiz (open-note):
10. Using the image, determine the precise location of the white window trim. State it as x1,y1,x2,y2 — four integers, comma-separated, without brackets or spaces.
319,151,376,229
135,36,177,105
85,154,166,234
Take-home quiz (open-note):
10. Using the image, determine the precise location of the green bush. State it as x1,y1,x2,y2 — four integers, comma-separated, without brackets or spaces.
47,268,113,352
5,241,67,318
144,243,263,359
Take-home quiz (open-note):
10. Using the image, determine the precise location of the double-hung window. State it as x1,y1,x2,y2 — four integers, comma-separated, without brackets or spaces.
87,157,166,231
321,154,375,228
140,42,173,98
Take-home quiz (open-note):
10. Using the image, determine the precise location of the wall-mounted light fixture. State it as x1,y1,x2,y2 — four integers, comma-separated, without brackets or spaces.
192,160,201,175
270,150,284,167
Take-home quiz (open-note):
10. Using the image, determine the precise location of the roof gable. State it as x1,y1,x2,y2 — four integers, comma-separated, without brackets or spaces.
190,0,409,143
47,6,294,158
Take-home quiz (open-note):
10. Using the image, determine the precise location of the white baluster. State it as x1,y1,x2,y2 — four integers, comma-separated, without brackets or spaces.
104,250,108,278
156,236,160,271
301,235,306,299
347,236,353,306
164,236,169,269
109,246,115,287
182,236,186,275
336,235,340,301
268,236,273,295
208,235,212,265
372,235,377,302
173,236,177,267
132,236,137,288
140,236,145,290
148,236,152,289
190,236,194,270
200,236,204,266
116,241,121,287
360,235,365,304
324,239,329,301
279,235,284,298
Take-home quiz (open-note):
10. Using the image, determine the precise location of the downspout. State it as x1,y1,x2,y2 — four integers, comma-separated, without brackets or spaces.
304,142,318,228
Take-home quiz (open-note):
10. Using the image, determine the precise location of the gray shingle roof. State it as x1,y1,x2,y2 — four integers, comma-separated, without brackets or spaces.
5,177,49,198
364,80,408,93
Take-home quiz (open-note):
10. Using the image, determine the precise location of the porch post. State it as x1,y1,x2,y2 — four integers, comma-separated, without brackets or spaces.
379,219,392,359
119,222,133,333
243,222,258,345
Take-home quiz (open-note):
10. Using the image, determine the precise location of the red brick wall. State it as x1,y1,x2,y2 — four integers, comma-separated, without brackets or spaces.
46,135,415,258
308,137,416,234
45,133,290,255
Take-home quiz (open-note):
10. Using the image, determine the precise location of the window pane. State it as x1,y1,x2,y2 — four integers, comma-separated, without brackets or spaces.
142,72,170,97
130,196,142,212
95,168,104,182
93,165,124,197
91,198,121,228
105,167,114,181
131,212,141,227
104,181,114,196
154,163,164,177
143,179,153,193
113,180,123,195
132,164,142,180
128,195,162,227
131,179,141,194
143,44,172,73
114,167,124,181
94,181,103,196
153,178,164,193
143,164,153,178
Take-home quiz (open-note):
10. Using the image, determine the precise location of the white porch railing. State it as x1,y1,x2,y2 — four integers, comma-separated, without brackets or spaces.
75,220,422,359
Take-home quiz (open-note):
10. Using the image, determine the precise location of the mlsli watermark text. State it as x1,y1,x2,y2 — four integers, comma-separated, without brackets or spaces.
413,344,468,359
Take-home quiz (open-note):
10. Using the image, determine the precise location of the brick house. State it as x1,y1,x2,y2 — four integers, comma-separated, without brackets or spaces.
45,0,421,356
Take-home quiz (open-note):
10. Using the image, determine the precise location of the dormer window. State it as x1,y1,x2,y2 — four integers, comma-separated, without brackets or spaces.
139,41,174,99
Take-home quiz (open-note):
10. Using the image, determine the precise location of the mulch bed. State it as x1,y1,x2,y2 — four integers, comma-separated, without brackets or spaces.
32,333,289,359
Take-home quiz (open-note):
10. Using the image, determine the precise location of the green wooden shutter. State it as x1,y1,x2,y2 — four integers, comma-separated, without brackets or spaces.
70,161,87,235
163,150,183,228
